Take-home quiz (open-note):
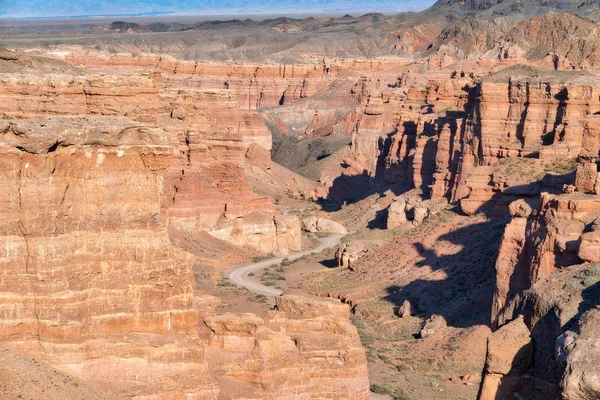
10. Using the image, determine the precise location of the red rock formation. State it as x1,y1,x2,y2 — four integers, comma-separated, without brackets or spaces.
205,291,370,399
490,193,600,328
490,199,533,330
0,119,365,398
482,263,600,400
0,50,368,399
0,117,215,398
558,307,600,400
0,64,299,255
479,316,534,400
380,74,473,197
60,52,409,113
378,68,600,216
157,84,300,255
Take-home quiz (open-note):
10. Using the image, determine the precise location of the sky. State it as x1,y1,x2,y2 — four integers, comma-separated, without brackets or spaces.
0,0,437,19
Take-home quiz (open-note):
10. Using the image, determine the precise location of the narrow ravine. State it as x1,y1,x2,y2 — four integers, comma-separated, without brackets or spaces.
228,233,344,296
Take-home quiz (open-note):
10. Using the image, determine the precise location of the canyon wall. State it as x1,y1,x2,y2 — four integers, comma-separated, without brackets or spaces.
205,291,370,399
0,51,369,398
479,110,600,399
370,68,600,215
60,51,410,113
0,116,215,398
0,56,300,255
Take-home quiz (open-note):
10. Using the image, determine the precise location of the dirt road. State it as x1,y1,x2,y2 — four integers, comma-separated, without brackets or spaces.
228,233,343,296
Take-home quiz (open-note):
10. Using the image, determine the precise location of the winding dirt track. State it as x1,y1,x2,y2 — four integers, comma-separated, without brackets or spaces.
228,233,343,296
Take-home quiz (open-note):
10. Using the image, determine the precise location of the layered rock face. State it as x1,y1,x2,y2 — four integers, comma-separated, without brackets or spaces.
0,52,367,398
327,55,600,400
0,117,214,398
471,71,600,395
0,62,300,255
40,49,596,219
63,52,337,110
374,73,473,195
376,68,600,216
157,82,301,255
205,291,370,399
481,163,600,398
0,116,366,400
492,193,600,328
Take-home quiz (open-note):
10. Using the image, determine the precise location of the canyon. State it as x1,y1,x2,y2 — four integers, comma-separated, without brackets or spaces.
2,0,600,399
0,48,368,398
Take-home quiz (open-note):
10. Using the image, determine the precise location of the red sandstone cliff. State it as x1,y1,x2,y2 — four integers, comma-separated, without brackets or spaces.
0,55,300,255
0,51,368,399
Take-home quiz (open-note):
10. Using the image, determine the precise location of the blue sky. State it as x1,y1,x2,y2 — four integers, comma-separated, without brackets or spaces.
0,0,437,19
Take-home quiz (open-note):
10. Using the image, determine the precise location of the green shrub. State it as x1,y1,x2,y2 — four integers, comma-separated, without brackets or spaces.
370,384,412,400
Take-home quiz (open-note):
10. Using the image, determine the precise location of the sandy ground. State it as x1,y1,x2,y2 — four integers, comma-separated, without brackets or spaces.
0,345,124,400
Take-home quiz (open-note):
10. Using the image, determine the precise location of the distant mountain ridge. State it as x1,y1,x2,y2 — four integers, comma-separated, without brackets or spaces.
427,0,600,19
0,0,435,18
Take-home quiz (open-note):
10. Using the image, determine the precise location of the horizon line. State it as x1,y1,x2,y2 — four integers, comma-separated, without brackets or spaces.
0,9,413,21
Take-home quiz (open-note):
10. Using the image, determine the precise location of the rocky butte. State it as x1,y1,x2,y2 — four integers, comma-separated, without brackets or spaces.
3,0,600,399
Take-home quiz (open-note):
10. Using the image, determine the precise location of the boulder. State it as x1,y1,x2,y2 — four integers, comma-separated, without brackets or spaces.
419,314,447,339
398,300,412,318
413,207,429,225
302,217,347,234
559,308,600,400
508,199,534,218
579,230,600,263
485,316,533,376
335,243,367,268
479,316,534,400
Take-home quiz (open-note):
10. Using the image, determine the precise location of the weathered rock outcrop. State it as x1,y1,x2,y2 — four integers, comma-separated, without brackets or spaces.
0,64,299,255
0,116,368,399
447,71,598,214
63,52,339,110
375,67,600,216
558,307,600,400
335,242,368,268
386,194,447,228
9,21,600,400
482,159,600,398
0,117,214,398
491,193,600,329
481,264,600,400
302,216,347,234
479,316,534,400
205,291,370,399
157,84,301,255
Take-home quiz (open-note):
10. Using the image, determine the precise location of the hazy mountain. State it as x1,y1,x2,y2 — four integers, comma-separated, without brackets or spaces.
0,0,436,18
426,0,600,19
